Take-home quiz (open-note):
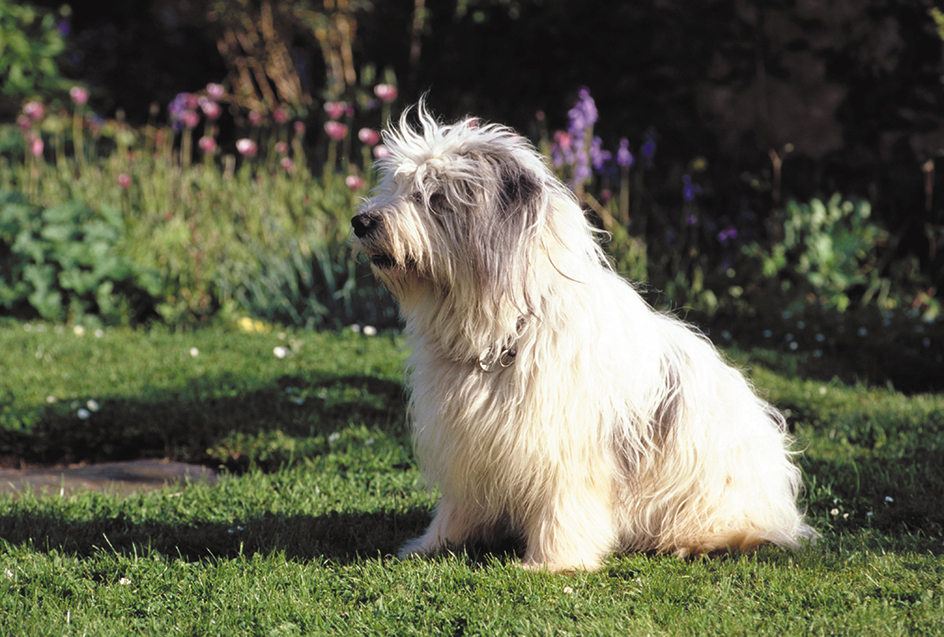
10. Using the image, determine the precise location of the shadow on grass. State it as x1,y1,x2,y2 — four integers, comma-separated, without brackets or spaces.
801,452,944,541
0,503,526,567
0,374,407,469
0,506,429,564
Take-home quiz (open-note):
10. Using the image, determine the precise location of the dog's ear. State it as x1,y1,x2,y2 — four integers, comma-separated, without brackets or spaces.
473,158,544,312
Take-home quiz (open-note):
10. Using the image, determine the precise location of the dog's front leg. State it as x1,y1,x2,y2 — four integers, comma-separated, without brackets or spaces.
519,485,617,572
399,498,479,558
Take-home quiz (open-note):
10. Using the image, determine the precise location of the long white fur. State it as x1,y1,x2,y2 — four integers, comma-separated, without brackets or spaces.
352,106,815,571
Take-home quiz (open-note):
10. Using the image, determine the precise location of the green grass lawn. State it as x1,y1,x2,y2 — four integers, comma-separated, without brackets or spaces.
1,321,942,635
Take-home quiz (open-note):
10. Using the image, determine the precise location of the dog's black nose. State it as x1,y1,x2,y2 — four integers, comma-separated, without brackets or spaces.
351,212,380,238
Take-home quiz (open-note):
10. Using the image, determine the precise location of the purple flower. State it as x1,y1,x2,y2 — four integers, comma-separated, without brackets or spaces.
573,148,592,183
718,227,738,244
682,175,701,201
169,93,195,131
567,88,598,141
590,137,612,172
641,128,657,169
616,138,633,168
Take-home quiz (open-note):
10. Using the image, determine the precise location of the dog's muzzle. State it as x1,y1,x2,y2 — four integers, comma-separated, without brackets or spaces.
351,211,381,239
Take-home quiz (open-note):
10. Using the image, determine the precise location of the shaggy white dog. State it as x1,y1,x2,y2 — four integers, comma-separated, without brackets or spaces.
351,106,815,571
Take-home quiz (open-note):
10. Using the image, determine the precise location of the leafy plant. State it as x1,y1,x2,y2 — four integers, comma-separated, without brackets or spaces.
743,194,889,312
0,191,158,325
0,1,68,101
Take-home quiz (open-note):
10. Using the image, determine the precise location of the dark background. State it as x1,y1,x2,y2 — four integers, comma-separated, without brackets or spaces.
26,0,944,282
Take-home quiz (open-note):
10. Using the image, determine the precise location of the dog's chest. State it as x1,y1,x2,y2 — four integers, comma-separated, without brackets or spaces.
407,350,541,496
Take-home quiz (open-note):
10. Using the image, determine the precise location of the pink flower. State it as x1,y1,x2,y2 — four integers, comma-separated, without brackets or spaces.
206,83,225,101
372,144,391,159
248,111,263,126
29,135,43,157
275,141,289,155
280,157,294,172
358,128,381,146
117,173,132,188
554,130,573,150
23,101,45,121
273,107,289,124
198,136,217,154
324,101,348,120
324,121,348,141
199,99,221,120
236,138,258,157
345,174,365,189
181,110,200,129
374,84,398,103
69,86,89,105
17,115,32,131
294,121,306,136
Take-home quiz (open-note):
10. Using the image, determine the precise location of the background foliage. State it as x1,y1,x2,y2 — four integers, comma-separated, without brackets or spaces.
0,0,941,362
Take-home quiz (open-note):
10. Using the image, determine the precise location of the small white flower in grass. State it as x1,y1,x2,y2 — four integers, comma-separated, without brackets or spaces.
94,329,104,338
77,408,90,420
189,347,199,357
563,586,574,594
273,346,289,359
73,325,85,336
867,511,873,517
4,569,13,579
87,400,100,412
830,508,839,516
363,325,377,336
119,577,131,586
365,438,374,445
328,432,340,442
46,396,57,404
789,342,799,351
349,324,362,333
885,496,894,503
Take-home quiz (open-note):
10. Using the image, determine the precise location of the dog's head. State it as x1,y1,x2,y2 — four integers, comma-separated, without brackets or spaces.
351,106,558,314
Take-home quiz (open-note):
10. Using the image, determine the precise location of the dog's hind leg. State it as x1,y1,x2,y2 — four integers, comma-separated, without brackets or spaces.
399,498,483,558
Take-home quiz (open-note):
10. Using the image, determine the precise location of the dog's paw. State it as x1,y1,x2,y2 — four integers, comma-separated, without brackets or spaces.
516,557,603,573
397,536,435,559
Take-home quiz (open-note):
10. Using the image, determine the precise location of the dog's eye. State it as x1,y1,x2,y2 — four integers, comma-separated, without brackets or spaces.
428,192,448,215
